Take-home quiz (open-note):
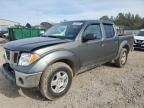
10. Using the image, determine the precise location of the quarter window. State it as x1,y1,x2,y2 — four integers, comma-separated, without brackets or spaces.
103,24,115,38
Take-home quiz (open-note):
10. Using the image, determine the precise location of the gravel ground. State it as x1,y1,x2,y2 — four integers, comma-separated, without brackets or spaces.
0,38,144,108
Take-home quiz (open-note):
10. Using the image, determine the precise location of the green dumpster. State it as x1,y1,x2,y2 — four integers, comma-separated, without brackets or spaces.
8,28,45,41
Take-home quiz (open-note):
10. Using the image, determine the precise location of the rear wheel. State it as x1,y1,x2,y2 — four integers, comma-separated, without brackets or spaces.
40,62,73,100
115,48,128,67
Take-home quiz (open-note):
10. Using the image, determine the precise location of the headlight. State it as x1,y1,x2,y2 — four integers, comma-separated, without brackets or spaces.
19,53,40,66
134,39,137,43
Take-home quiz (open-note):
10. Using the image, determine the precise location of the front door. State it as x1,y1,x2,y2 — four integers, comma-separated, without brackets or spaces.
79,23,105,67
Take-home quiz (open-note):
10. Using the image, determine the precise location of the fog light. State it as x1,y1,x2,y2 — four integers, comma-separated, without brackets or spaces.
19,77,24,84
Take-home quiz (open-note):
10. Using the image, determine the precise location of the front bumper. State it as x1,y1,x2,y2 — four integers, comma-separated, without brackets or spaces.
133,44,144,49
1,63,42,88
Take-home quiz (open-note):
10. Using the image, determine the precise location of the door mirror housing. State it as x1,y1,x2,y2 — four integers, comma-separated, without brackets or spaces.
82,33,96,42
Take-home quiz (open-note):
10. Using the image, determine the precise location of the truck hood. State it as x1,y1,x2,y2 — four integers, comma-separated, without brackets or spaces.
4,37,72,52
134,36,144,40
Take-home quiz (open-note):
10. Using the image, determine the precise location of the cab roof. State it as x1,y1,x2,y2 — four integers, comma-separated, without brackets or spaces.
64,20,114,24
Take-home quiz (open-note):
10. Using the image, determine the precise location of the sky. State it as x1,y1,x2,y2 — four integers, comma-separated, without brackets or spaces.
0,0,144,25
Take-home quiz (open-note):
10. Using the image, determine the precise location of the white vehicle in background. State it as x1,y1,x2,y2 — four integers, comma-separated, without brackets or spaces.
134,29,144,49
0,28,8,38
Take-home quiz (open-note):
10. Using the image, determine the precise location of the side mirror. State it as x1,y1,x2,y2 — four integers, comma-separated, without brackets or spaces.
82,33,96,42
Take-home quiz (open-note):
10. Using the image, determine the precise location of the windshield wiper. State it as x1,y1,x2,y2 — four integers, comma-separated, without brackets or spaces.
47,35,60,38
47,35,68,39
41,35,59,38
41,35,71,40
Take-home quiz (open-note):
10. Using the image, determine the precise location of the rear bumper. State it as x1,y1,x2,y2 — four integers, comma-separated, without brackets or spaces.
1,63,42,88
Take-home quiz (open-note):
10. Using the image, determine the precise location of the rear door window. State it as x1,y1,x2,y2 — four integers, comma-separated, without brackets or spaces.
103,24,115,38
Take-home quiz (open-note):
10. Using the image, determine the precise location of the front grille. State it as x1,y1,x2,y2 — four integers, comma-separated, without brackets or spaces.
5,50,10,60
14,53,19,63
5,49,19,64
136,40,144,44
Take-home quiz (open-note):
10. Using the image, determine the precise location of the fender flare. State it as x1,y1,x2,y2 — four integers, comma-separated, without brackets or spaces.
115,40,130,59
42,50,80,75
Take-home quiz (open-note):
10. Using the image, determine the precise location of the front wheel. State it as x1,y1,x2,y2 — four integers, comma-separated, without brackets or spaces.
40,62,73,100
115,48,128,67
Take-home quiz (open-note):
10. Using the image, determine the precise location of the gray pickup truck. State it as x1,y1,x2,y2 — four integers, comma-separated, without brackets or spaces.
2,20,133,100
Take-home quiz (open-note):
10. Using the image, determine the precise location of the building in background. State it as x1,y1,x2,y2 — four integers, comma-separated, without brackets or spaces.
0,19,20,37
0,19,20,28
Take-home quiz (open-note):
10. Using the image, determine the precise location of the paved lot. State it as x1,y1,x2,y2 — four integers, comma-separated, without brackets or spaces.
0,38,144,108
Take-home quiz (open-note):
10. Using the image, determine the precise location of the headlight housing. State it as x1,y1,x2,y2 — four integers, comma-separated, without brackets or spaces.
18,53,40,66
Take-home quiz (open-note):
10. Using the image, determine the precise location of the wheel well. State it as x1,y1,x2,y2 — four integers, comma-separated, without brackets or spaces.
55,59,75,76
123,45,130,53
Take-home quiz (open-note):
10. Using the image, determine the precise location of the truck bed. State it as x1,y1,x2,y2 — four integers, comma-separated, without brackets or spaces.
119,35,134,51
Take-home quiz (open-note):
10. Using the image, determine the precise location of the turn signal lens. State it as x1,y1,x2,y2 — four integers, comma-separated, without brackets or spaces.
29,54,40,64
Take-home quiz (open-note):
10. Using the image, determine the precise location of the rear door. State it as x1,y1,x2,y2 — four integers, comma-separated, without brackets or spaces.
79,23,105,67
102,23,119,61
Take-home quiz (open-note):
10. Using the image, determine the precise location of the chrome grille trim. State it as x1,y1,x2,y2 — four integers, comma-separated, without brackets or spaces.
10,51,14,63
5,49,19,64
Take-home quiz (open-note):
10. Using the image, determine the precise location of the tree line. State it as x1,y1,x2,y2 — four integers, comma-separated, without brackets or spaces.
100,13,144,30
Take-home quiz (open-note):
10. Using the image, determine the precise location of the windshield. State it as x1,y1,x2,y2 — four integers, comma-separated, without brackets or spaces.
136,31,144,36
43,21,84,39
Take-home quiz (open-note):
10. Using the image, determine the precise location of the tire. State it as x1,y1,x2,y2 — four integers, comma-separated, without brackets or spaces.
40,62,73,100
115,48,128,67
